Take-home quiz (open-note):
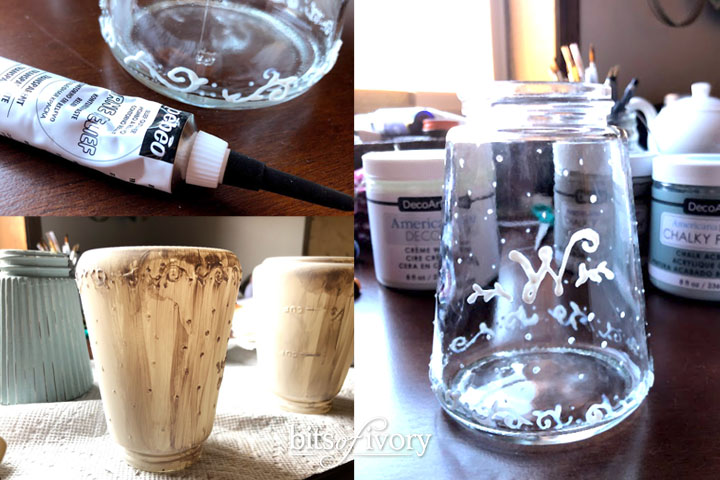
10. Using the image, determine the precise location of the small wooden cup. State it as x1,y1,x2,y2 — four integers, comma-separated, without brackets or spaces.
253,257,354,414
76,247,241,472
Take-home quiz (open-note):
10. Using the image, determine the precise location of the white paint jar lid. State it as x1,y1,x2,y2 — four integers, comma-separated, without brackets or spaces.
652,154,720,187
629,152,654,178
362,149,445,181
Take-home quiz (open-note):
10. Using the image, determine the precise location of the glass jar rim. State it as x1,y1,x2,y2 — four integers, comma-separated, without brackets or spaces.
460,81,612,105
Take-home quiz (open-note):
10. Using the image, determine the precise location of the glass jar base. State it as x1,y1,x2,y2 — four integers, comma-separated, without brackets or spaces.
435,347,651,445
104,1,335,109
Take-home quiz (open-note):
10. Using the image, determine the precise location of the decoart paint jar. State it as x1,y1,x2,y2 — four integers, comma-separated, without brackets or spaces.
362,150,445,289
649,155,720,301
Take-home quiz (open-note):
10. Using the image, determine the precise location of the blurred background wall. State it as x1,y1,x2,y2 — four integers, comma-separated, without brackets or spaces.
12,216,354,275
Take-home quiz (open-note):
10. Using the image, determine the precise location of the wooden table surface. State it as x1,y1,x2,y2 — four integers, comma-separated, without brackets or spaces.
355,250,720,479
0,0,353,216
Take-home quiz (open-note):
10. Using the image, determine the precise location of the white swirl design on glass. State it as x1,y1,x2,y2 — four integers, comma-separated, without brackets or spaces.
585,395,613,423
547,301,593,331
509,228,613,304
576,261,615,287
124,51,209,93
221,69,299,104
449,322,495,353
467,282,513,304
533,405,574,430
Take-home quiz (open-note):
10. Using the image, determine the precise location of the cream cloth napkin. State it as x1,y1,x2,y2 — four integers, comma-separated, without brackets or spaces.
0,346,354,479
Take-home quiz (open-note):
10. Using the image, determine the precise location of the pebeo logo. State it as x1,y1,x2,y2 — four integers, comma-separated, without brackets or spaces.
684,198,720,216
140,105,190,164
398,196,442,212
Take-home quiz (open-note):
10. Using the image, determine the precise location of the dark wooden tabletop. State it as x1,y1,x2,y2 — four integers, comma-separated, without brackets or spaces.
0,0,353,216
354,250,720,480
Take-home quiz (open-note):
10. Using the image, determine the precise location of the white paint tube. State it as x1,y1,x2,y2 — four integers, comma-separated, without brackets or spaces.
0,56,352,211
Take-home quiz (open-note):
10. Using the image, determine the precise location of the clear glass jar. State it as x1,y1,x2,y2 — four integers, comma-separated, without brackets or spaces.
99,0,348,109
430,82,653,444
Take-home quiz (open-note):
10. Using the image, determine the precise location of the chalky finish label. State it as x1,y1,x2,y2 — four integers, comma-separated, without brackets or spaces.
650,184,720,296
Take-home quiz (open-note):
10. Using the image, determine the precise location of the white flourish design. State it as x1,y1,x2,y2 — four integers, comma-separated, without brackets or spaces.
449,323,495,353
598,322,623,343
585,395,613,423
504,306,540,328
547,301,593,331
467,282,513,304
124,51,209,93
576,261,615,287
533,405,574,430
509,228,614,304
221,69,298,104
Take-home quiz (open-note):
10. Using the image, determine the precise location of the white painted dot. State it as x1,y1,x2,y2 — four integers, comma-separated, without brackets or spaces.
524,333,532,341
467,189,472,196
491,264,496,270
457,258,463,264
526,192,531,197
453,212,459,219
620,311,626,319
495,155,503,163
588,313,595,322
568,337,576,345
249,81,255,87
536,148,542,154
211,82,218,88
563,279,569,285
525,228,531,233
532,366,541,374
500,238,506,244
636,315,640,321
579,158,584,166
492,181,497,188
562,169,569,177
483,216,488,221
198,90,205,96
600,209,604,214
487,208,494,215
209,92,217,97
601,341,608,348
589,194,598,204
578,373,585,380
459,158,465,168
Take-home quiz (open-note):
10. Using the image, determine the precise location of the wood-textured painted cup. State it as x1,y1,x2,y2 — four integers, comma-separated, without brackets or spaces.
75,247,241,472
253,257,354,414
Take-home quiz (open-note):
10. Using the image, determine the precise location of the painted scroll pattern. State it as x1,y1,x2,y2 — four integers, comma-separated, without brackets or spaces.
436,378,652,432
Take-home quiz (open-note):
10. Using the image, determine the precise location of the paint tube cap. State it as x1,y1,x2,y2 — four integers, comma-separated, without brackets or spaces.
186,131,230,188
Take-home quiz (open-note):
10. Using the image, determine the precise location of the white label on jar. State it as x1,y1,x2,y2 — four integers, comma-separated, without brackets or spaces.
367,195,443,289
660,212,720,252
649,265,720,292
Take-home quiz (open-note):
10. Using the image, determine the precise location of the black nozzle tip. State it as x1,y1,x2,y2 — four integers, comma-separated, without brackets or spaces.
222,151,354,212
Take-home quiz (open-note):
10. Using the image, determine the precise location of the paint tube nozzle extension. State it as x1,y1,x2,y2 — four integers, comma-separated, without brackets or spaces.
181,131,352,211
0,55,353,211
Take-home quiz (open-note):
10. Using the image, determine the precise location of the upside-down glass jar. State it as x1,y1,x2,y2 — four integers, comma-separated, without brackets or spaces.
99,0,348,109
430,82,653,444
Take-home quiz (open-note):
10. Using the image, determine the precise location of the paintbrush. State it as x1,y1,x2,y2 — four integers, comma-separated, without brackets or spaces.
549,58,564,81
560,45,579,81
584,43,598,83
604,65,620,101
569,43,585,81
610,78,639,119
